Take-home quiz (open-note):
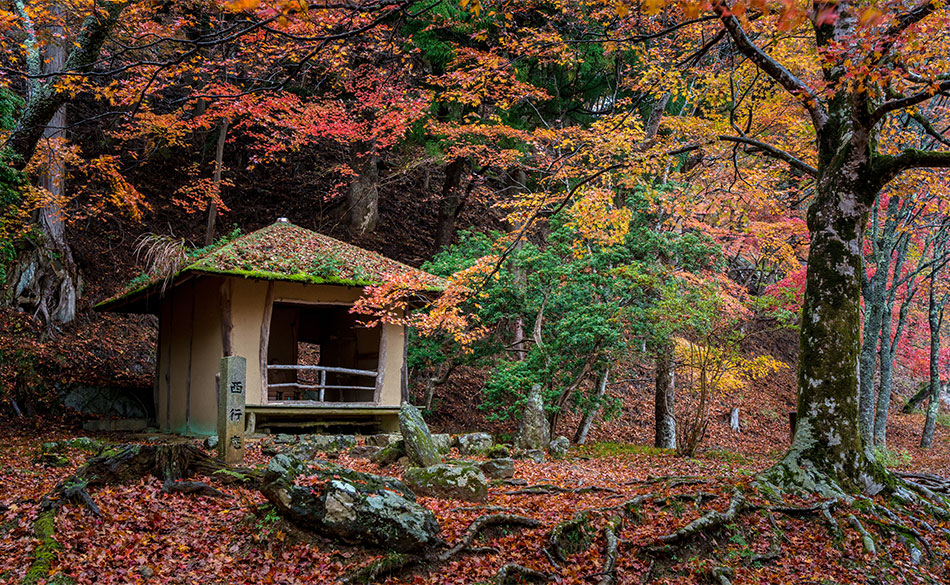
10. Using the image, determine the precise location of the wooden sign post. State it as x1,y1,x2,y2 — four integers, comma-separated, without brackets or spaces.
217,356,246,465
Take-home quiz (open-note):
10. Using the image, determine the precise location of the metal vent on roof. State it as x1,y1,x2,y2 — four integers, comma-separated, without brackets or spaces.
277,217,289,223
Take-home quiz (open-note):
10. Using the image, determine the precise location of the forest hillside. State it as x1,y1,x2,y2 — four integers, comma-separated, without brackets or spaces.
1,1,950,584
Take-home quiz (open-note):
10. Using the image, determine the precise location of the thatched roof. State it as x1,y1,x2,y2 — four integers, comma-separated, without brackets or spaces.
97,220,444,313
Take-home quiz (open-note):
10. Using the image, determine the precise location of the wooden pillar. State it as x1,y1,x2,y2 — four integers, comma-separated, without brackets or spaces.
217,356,246,465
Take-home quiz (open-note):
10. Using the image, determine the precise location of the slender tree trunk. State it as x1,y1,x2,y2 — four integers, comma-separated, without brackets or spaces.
347,140,379,237
859,272,885,443
574,369,608,445
858,199,894,444
204,118,228,246
433,158,468,252
921,273,944,448
654,344,676,450
873,300,895,448
873,249,914,447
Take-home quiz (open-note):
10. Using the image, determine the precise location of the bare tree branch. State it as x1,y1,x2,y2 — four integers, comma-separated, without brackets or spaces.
872,79,950,124
710,0,828,128
669,135,817,176
879,148,950,183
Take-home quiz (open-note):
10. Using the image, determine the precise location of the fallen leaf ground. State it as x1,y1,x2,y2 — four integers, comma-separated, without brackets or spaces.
3,408,950,585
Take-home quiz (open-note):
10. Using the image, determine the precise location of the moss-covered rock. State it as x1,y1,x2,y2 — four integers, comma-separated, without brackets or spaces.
548,436,570,459
371,440,406,468
403,464,489,502
485,444,511,458
457,433,492,456
260,454,440,553
480,458,515,480
515,384,549,451
366,433,401,447
399,404,441,467
431,434,452,454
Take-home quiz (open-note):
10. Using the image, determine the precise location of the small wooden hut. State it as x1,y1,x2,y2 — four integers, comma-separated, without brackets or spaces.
97,219,443,435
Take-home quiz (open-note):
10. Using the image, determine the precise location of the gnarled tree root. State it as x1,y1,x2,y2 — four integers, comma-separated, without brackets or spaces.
646,490,750,554
23,443,257,584
495,563,551,584
439,514,542,561
339,553,422,585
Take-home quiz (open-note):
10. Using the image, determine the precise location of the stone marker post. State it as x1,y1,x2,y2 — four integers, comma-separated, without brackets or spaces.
217,356,246,465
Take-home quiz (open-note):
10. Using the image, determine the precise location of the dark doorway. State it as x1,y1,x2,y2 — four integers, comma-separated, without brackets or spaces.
265,303,381,404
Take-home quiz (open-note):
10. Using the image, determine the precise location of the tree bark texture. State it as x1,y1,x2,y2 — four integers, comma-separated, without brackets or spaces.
7,5,80,325
347,141,379,237
574,369,608,445
433,158,468,252
654,345,676,450
921,272,944,448
204,118,229,246
4,1,129,169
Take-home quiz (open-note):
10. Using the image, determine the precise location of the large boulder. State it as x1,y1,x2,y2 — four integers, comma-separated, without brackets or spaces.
260,454,440,553
548,436,570,458
398,403,441,467
480,458,515,479
457,432,492,456
404,464,489,502
366,433,401,447
515,384,549,451
371,440,406,468
431,434,452,454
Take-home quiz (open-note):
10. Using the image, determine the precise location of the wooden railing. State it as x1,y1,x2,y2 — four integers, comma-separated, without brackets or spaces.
266,364,378,403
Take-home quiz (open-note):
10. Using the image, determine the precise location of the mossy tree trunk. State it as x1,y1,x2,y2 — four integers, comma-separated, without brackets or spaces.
858,196,898,445
3,1,128,325
347,140,379,237
712,0,950,493
654,345,676,450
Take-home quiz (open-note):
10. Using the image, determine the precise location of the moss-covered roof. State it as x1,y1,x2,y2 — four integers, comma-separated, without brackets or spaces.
97,220,445,313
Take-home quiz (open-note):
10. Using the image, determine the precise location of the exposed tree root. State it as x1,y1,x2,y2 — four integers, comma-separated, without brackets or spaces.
338,513,543,584
848,514,876,554
23,443,256,584
439,514,542,561
596,515,621,585
708,566,734,585
39,443,257,515
494,563,551,584
624,475,709,488
650,490,750,552
339,553,422,585
507,484,619,496
897,471,950,496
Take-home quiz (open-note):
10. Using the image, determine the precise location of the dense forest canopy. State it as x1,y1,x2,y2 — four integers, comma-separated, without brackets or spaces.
0,0,949,542
2,0,950,583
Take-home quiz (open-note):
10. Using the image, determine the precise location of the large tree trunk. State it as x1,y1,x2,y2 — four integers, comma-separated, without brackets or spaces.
763,150,884,494
8,6,79,325
4,2,129,170
347,140,379,237
432,158,468,252
654,344,676,450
